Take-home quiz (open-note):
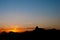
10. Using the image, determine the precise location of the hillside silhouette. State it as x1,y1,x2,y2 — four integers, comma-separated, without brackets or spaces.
0,26,60,40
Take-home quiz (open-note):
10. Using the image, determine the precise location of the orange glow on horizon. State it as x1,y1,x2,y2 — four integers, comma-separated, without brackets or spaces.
6,28,25,33
0,25,34,33
0,28,26,33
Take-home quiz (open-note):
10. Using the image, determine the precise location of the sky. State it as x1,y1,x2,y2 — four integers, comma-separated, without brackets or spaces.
0,0,60,29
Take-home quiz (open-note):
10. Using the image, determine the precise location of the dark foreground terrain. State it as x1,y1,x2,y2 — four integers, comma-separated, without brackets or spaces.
0,26,60,40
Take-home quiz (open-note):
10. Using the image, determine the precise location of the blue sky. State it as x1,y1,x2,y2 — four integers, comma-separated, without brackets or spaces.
0,0,60,29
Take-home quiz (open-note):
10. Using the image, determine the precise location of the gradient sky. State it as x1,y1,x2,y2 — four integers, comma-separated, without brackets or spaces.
0,0,60,29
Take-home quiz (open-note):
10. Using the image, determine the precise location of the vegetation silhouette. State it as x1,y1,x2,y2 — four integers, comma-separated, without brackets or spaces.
0,26,60,40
